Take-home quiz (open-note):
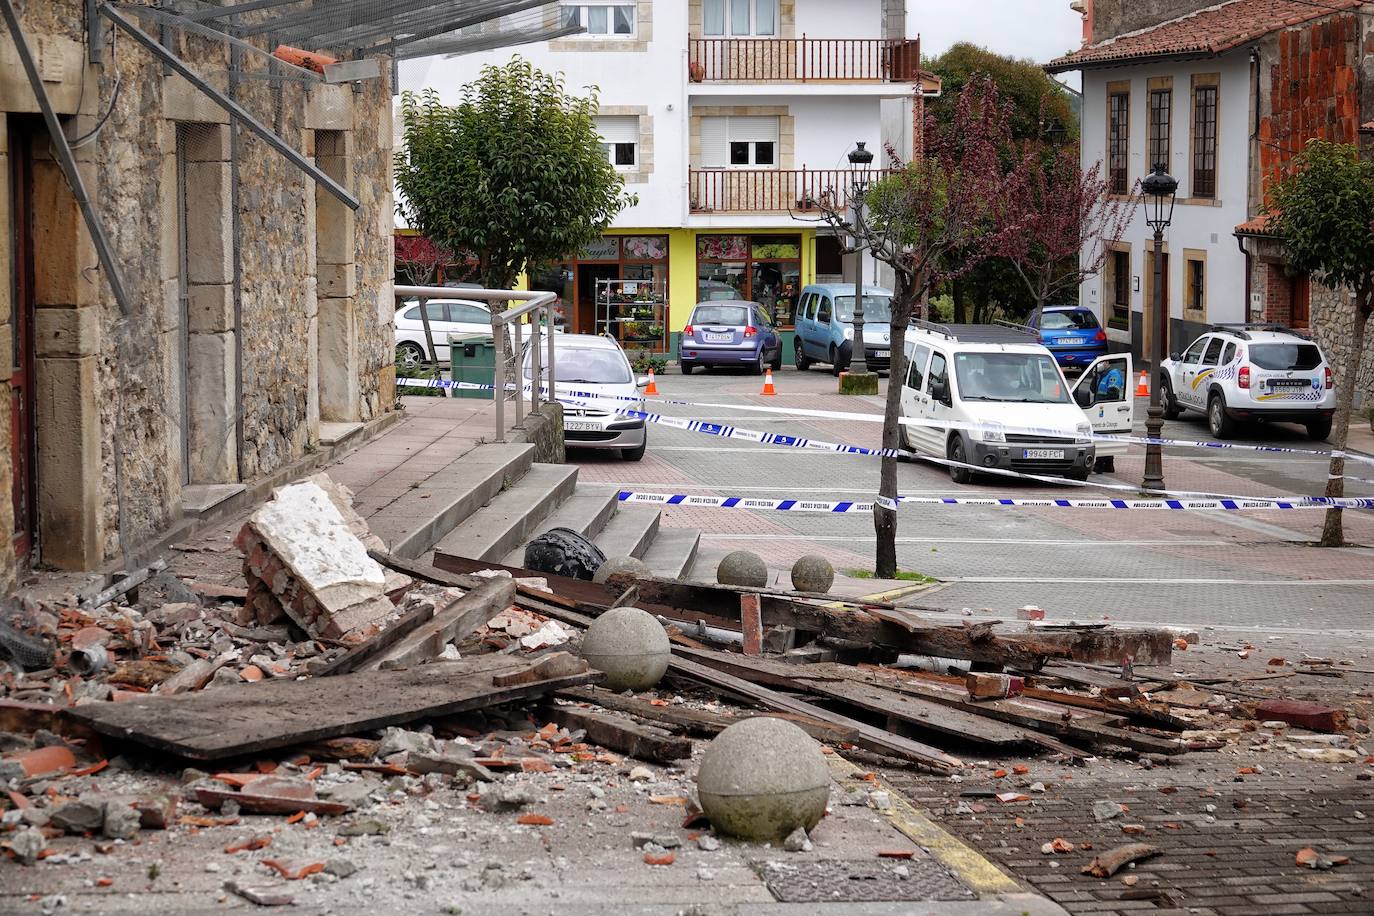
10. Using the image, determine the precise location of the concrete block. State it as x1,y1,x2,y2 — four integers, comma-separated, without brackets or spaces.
696,717,830,842
186,330,238,484
305,85,354,131
0,36,83,115
34,306,99,359
187,283,233,334
31,160,81,306
163,74,230,125
318,297,360,422
182,123,231,163
318,263,357,299
35,355,102,570
580,606,670,691
184,161,232,285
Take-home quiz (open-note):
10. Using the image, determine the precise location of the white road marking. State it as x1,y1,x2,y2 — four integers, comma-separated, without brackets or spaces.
943,576,1374,586
699,533,1232,546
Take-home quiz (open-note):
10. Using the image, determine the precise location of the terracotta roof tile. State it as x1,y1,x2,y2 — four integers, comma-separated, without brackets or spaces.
1047,0,1363,72
1235,212,1279,236
1362,121,1374,132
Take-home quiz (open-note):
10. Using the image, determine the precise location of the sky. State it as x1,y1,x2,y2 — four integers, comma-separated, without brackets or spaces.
910,0,1084,90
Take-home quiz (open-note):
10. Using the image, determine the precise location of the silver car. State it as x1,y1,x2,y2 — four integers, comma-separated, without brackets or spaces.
523,334,649,461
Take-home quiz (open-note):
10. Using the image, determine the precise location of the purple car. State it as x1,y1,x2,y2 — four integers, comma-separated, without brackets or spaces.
679,301,783,375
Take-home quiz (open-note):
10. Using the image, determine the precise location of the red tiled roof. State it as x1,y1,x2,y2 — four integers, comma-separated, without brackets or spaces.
1046,0,1363,73
1235,212,1279,237
1362,121,1374,133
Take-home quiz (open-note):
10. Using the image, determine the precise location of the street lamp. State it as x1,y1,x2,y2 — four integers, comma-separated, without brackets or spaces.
847,140,874,376
1140,163,1178,492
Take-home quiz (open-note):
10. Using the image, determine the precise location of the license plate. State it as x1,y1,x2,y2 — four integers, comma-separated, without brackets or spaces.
704,332,732,342
565,421,601,431
1269,379,1307,389
1022,449,1065,460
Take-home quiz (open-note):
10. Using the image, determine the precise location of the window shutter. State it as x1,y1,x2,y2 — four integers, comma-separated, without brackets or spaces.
700,116,728,168
730,116,778,144
597,116,639,145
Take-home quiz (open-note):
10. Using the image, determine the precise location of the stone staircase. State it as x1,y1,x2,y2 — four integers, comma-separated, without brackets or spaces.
365,442,698,580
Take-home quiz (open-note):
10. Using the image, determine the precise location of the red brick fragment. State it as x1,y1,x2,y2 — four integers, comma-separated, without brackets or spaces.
643,852,674,866
516,814,554,826
1254,699,1347,733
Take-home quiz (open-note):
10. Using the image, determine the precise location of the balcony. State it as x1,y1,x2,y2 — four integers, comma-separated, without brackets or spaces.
689,168,887,214
688,36,921,84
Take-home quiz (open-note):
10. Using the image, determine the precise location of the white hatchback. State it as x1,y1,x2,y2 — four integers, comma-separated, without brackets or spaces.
1158,326,1336,440
394,298,491,370
524,334,650,461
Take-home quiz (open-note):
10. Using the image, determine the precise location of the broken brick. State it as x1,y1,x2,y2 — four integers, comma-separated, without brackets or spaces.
1254,699,1347,733
516,814,553,826
643,852,675,866
261,858,325,880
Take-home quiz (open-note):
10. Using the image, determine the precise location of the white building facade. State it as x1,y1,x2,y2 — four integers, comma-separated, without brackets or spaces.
400,0,937,361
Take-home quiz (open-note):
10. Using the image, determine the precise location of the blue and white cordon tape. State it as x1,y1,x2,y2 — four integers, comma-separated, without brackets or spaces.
617,491,1374,513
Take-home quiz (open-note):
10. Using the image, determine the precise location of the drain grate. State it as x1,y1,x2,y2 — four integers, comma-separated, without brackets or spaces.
760,858,976,903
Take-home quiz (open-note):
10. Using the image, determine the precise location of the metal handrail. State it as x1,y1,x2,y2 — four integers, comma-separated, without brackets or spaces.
394,285,558,443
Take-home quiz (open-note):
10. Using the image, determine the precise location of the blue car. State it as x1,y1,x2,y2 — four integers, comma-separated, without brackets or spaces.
1028,306,1109,373
679,301,783,375
792,283,894,376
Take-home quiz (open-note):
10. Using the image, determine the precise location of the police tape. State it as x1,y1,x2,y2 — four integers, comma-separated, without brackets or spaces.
556,390,1374,468
616,491,1374,513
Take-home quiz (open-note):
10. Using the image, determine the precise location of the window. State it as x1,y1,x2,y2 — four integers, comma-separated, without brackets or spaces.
1105,247,1131,330
906,344,930,391
700,116,780,170
1182,337,1207,363
1040,310,1100,331
703,0,777,36
451,303,489,324
1148,88,1171,171
1221,342,1236,364
696,234,800,326
1184,252,1205,316
955,352,1073,404
597,116,639,171
1108,90,1130,195
403,302,449,323
816,296,832,323
1249,343,1322,371
926,352,948,397
799,292,816,321
1200,337,1224,366
562,3,636,36
692,304,749,325
1192,84,1218,198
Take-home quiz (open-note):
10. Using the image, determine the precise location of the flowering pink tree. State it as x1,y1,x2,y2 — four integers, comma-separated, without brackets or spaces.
821,78,1029,577
998,146,1135,312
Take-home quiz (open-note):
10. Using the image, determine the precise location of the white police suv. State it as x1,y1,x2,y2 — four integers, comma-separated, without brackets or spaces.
1158,325,1336,440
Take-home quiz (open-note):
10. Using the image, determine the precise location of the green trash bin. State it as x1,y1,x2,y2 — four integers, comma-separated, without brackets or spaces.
446,332,496,399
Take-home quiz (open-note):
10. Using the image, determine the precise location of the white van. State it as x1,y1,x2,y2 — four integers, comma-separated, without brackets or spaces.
899,322,1133,482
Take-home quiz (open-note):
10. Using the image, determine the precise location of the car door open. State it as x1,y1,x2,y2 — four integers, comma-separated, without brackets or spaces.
1074,353,1133,438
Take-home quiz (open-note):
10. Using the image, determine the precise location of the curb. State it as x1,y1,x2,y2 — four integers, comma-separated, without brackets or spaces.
828,755,1069,914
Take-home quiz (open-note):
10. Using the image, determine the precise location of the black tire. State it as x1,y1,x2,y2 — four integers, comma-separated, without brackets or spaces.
1093,456,1116,474
831,342,851,377
770,346,783,372
524,527,607,581
396,342,426,372
751,353,765,376
1207,393,1235,439
794,340,811,371
680,361,694,375
948,435,974,485
621,438,646,461
1067,467,1090,481
1161,377,1182,420
1307,417,1333,441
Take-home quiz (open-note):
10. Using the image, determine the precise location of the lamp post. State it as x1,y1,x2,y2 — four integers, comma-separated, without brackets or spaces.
847,140,874,376
1140,163,1178,492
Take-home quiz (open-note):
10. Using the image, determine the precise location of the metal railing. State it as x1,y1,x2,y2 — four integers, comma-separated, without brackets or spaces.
394,285,557,443
688,36,920,83
688,167,889,213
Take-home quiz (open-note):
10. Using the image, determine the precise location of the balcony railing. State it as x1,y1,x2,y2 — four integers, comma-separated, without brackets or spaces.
689,168,889,214
688,36,920,83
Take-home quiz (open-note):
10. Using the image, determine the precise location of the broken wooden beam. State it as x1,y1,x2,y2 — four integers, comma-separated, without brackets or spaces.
314,602,438,677
361,577,515,671
70,654,601,761
540,702,692,763
492,652,589,687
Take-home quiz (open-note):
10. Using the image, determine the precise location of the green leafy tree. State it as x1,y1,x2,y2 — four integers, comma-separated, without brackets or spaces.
394,58,635,348
1269,140,1374,548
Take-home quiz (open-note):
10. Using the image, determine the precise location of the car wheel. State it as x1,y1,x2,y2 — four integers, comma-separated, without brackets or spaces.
1161,377,1183,420
770,346,783,372
948,435,974,485
751,353,765,376
680,361,694,375
621,434,646,462
396,342,425,372
831,343,851,378
1067,466,1090,481
794,339,811,371
1207,393,1235,439
1093,456,1116,474
1306,417,1333,441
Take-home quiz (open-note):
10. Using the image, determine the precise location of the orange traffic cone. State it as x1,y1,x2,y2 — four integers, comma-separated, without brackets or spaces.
1135,371,1149,397
761,368,777,396
644,368,659,395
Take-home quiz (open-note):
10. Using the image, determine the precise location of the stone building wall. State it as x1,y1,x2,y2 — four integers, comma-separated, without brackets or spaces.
0,0,395,588
1088,0,1217,44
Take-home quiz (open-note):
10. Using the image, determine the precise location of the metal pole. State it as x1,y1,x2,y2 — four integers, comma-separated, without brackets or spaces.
513,318,524,428
493,320,506,443
1142,226,1166,491
850,185,868,375
547,318,556,411
1,0,132,316
530,310,542,414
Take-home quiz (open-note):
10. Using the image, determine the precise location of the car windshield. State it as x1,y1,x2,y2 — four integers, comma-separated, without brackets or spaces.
834,295,892,323
1040,310,1100,331
1248,343,1322,371
524,347,632,385
954,352,1071,404
692,305,749,326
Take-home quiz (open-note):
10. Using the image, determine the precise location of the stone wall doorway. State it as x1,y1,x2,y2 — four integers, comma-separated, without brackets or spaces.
7,117,38,565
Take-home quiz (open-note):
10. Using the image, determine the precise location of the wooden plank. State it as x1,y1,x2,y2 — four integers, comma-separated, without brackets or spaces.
69,655,601,761
362,577,515,670
315,602,437,677
801,678,1033,747
540,703,693,763
666,649,962,772
1020,687,1189,731
740,593,763,656
554,687,859,744
370,549,482,589
431,551,618,607
492,652,589,687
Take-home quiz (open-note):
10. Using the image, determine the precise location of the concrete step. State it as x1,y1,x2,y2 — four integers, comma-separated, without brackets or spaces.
639,527,701,581
500,487,620,567
367,443,535,559
430,463,581,563
592,506,661,561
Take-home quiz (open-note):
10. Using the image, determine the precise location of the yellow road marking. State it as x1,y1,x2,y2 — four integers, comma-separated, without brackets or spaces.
829,755,1023,897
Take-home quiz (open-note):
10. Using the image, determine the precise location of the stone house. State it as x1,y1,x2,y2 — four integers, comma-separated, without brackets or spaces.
0,1,398,589
1047,0,1373,398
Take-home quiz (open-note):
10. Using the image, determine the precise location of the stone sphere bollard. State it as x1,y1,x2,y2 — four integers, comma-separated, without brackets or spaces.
790,555,835,593
716,550,768,588
695,717,830,842
578,606,670,691
592,555,651,585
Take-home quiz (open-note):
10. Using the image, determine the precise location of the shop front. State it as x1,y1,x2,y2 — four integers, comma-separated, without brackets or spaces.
528,234,671,353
